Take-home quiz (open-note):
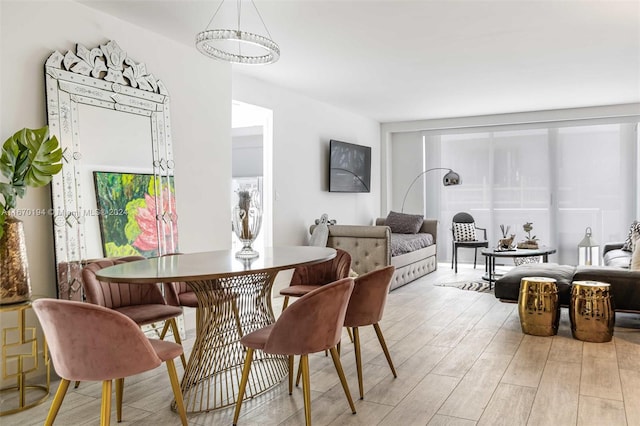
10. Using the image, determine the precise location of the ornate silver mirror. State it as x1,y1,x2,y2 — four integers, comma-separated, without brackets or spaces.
45,41,177,300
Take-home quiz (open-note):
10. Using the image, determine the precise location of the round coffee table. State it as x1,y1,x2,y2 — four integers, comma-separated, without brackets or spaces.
481,246,557,287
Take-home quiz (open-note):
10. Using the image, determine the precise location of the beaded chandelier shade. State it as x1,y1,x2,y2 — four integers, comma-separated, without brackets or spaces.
196,0,280,65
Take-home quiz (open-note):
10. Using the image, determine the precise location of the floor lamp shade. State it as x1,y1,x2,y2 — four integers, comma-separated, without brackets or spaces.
401,168,461,213
578,227,600,266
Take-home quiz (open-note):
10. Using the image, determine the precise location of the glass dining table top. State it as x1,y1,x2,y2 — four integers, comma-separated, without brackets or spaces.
95,246,336,283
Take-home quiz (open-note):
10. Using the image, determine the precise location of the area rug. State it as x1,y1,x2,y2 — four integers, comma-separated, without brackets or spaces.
434,281,493,293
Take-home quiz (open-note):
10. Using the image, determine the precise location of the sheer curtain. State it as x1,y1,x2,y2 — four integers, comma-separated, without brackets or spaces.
423,122,637,265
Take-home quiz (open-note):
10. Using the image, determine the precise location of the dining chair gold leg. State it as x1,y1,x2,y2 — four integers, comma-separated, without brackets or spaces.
300,354,312,426
115,378,124,422
100,380,112,426
159,320,171,339
337,340,341,355
288,355,294,395
44,378,70,426
166,359,188,426
353,327,364,399
295,358,302,387
281,296,290,312
346,327,353,343
233,348,254,425
231,299,244,337
169,318,187,369
373,323,397,377
329,347,356,414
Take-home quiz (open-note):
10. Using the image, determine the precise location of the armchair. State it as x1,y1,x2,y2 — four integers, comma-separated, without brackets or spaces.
451,212,489,273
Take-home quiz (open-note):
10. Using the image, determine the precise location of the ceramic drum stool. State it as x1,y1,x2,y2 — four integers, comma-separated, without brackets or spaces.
518,277,560,336
569,281,615,343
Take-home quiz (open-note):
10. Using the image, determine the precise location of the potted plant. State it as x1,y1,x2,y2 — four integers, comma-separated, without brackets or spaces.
0,126,62,304
517,221,539,249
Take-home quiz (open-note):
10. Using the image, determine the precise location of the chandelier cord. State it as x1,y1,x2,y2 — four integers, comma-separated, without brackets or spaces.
251,0,274,39
204,0,226,30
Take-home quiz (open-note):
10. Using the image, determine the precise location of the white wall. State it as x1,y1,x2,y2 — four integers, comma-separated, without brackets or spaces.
233,74,381,246
1,0,232,299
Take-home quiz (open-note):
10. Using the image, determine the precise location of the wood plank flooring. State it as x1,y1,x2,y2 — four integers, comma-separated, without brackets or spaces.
4,263,639,425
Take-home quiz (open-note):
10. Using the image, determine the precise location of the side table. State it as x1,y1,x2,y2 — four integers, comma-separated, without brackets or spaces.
0,301,50,416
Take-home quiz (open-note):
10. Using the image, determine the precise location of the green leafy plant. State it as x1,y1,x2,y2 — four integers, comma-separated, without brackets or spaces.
522,222,538,242
0,126,62,238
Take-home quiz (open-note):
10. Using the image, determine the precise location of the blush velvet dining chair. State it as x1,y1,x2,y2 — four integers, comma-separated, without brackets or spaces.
343,265,397,399
233,278,357,426
81,256,186,368
279,249,352,312
32,298,188,426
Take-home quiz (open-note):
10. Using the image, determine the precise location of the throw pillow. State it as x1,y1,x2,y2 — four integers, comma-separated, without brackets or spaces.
631,230,640,271
385,211,424,234
453,222,477,241
622,220,640,252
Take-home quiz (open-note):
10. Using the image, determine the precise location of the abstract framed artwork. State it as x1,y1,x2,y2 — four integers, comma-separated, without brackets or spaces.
93,171,178,257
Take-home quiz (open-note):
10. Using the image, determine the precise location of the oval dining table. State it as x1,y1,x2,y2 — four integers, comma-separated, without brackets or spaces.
96,246,336,413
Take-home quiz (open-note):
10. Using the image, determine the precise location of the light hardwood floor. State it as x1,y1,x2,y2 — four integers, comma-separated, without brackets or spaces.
5,263,639,425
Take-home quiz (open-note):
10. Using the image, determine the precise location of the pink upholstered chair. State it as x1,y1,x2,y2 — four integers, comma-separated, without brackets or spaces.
82,256,186,368
344,265,397,399
233,278,356,426
32,299,188,426
279,249,351,311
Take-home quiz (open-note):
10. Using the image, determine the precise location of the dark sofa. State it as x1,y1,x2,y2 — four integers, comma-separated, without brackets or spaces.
494,263,640,312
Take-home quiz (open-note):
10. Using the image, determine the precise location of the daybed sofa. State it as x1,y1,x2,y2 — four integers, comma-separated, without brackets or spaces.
311,217,438,291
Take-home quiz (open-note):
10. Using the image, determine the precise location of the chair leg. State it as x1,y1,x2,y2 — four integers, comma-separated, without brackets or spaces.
115,378,124,422
100,380,112,426
346,327,353,343
74,381,80,389
329,347,356,414
233,348,254,425
281,296,290,313
353,327,364,399
373,323,397,378
230,298,244,338
159,320,171,339
454,245,458,273
166,359,188,426
44,378,70,426
473,248,478,269
300,354,312,426
168,318,187,369
295,358,302,387
451,244,455,270
288,355,294,395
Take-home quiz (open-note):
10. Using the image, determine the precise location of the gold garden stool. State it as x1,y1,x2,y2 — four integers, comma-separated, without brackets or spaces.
569,281,615,343
518,277,560,336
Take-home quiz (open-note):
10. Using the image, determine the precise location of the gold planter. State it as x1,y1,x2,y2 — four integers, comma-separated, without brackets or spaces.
518,277,559,336
0,215,31,305
570,281,614,343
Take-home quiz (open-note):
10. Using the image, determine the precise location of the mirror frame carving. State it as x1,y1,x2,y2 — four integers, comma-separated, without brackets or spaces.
45,40,177,300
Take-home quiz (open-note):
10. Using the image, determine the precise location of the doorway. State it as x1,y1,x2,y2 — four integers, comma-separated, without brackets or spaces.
231,101,273,250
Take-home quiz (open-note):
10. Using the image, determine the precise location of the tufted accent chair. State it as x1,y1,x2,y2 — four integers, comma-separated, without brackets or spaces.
81,256,186,368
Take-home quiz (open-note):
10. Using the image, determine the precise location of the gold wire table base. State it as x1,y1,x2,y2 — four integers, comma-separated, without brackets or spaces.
0,301,50,416
175,271,288,413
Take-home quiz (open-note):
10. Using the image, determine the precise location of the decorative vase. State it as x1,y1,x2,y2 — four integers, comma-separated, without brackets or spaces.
232,187,262,259
0,215,32,304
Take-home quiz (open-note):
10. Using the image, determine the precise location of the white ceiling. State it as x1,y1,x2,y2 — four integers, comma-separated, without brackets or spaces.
80,0,640,123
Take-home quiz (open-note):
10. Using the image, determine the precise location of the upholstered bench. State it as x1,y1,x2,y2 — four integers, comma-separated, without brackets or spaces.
494,263,575,305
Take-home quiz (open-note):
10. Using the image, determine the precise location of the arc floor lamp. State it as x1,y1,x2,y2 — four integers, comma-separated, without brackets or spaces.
400,168,462,213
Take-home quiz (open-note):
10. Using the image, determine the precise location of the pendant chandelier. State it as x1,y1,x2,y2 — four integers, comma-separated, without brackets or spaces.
196,0,280,65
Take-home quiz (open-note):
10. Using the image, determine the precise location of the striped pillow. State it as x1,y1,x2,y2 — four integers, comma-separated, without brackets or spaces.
622,221,640,252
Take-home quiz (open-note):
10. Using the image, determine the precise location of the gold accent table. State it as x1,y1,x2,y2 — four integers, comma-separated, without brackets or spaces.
0,301,50,416
570,281,615,343
518,277,560,336
96,246,336,413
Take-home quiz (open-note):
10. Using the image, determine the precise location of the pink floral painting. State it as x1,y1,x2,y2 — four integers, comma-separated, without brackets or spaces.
93,172,178,257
